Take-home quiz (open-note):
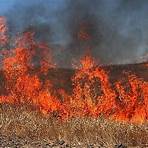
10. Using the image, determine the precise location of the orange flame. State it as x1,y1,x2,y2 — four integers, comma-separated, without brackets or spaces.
0,16,148,124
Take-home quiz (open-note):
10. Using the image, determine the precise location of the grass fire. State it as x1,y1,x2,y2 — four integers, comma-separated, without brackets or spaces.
0,4,148,147
0,16,148,123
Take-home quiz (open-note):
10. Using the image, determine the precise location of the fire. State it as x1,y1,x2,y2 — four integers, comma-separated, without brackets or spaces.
70,54,116,118
0,16,148,123
113,73,148,123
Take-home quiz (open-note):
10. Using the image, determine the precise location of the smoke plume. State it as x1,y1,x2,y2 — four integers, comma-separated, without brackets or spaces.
3,0,148,67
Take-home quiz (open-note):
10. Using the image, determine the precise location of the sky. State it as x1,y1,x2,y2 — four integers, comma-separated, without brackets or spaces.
0,0,148,67
0,0,15,13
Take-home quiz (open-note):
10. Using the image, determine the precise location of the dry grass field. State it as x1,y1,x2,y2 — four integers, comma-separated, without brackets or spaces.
0,103,148,147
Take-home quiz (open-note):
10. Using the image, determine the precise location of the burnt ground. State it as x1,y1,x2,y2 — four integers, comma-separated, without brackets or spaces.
45,62,148,94
0,62,147,94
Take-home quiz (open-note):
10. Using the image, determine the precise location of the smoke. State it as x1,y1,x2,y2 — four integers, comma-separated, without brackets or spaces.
3,0,148,67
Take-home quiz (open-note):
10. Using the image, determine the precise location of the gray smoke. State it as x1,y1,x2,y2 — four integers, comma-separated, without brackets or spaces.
3,0,148,67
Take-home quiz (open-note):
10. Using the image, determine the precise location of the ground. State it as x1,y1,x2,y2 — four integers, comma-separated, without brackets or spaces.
0,104,148,147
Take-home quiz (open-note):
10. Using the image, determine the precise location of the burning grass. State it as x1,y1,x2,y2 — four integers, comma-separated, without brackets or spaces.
0,45,147,123
0,16,148,124
0,16,148,147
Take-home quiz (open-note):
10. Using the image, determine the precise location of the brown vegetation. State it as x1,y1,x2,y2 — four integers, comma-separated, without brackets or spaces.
0,103,148,147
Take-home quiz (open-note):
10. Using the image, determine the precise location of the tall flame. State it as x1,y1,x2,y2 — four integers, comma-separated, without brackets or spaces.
0,16,148,124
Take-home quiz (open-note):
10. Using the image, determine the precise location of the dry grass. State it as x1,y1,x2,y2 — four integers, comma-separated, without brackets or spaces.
0,104,148,147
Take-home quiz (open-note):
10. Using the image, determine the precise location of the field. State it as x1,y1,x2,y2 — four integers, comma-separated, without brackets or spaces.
0,104,148,147
0,63,148,147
